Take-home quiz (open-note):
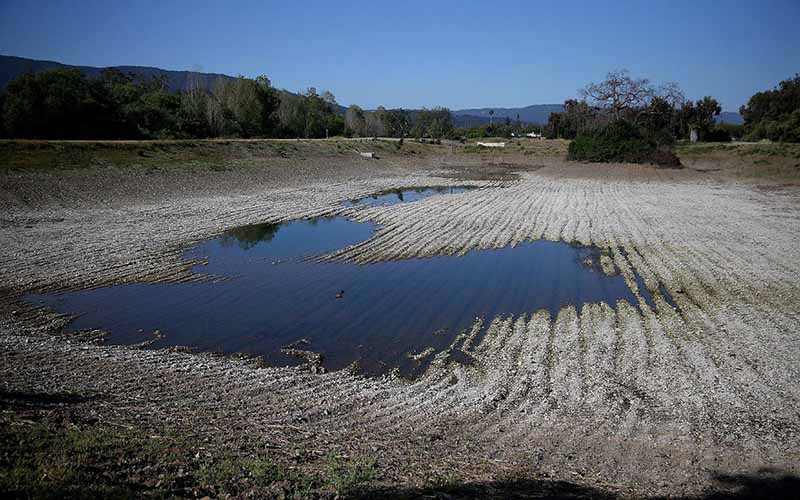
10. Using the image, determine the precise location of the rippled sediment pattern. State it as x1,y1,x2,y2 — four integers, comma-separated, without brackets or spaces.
26,213,662,375
3,165,800,488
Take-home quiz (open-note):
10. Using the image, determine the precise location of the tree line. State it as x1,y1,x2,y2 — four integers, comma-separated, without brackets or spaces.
1,67,796,144
739,74,800,142
344,105,455,144
550,70,722,166
544,70,725,144
0,67,457,142
547,70,800,145
0,68,348,140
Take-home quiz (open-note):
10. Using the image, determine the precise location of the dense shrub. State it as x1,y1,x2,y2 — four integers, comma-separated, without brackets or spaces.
714,123,744,140
744,109,800,143
568,120,652,162
0,68,302,140
740,75,800,143
703,127,732,142
568,120,681,168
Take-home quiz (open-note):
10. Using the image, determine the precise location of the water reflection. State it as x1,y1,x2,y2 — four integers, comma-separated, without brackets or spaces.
343,186,477,207
220,222,280,250
27,214,654,375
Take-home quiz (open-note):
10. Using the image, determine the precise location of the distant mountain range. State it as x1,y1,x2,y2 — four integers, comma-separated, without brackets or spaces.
717,111,744,125
452,106,744,126
0,55,744,126
452,104,566,126
0,55,234,93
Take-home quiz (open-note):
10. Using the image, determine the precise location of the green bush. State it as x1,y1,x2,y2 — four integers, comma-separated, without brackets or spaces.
715,123,744,140
568,120,681,167
744,109,800,143
740,74,800,143
568,120,653,162
704,127,732,142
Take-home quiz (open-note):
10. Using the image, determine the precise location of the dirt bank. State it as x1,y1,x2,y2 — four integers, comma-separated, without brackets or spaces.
1,142,799,498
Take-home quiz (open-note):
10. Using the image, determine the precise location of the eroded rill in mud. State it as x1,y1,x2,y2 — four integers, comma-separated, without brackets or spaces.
25,186,673,376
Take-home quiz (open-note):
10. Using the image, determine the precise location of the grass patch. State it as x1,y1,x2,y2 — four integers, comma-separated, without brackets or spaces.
324,453,378,495
1,411,383,499
0,138,442,173
1,417,188,499
676,142,800,159
675,141,800,181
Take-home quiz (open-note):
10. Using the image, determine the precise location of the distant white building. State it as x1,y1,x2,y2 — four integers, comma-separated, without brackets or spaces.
526,132,543,139
477,142,505,148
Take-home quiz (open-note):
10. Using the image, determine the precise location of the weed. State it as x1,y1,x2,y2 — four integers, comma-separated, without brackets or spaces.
0,414,328,499
244,456,284,486
0,138,444,172
424,471,462,493
197,455,239,486
324,453,378,494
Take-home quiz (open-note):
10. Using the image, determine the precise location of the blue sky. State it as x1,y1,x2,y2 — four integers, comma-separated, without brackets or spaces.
1,0,798,111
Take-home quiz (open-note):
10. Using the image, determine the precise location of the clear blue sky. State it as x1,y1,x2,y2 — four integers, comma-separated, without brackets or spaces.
1,0,798,111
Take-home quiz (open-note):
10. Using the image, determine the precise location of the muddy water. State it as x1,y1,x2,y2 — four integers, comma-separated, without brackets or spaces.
26,189,656,375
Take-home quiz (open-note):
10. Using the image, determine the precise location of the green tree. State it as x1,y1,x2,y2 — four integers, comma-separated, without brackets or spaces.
208,76,270,137
255,75,280,136
426,107,453,142
412,107,453,142
2,68,94,138
740,74,800,142
365,107,387,138
678,96,721,140
385,109,411,146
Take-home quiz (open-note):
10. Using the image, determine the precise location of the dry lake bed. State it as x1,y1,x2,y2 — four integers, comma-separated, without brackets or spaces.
1,140,799,498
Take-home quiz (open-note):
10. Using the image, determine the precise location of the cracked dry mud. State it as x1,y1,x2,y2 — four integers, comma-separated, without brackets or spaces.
2,154,799,497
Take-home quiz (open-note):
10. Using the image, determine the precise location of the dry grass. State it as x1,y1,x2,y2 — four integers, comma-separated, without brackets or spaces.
462,138,569,156
0,138,441,173
676,141,800,182
2,141,800,497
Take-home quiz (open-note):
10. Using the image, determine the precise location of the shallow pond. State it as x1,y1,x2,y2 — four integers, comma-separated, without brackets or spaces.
26,221,660,375
27,186,667,375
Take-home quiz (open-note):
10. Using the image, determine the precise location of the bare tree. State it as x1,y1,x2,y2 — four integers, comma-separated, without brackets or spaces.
208,87,229,137
185,65,204,103
657,81,686,109
426,107,453,142
277,91,300,135
345,105,366,136
365,106,387,138
580,69,655,119
321,91,337,107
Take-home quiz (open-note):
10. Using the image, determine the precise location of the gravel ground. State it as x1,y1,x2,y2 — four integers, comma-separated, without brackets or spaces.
1,151,799,497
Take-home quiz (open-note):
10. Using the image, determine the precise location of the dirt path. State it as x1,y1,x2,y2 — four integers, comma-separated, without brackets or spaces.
1,154,799,497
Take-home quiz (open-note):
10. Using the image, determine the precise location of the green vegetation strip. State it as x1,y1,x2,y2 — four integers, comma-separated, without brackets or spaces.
0,139,434,172
1,410,377,499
